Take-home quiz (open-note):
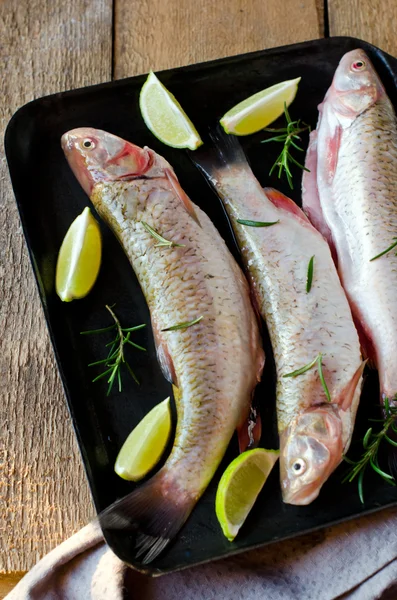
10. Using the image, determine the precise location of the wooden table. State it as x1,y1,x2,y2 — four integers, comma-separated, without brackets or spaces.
1,0,396,596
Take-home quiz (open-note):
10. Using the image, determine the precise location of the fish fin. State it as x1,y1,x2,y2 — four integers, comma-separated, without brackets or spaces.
335,360,367,411
99,470,195,564
302,130,336,255
263,187,310,224
152,321,176,384
191,126,251,179
237,406,262,452
164,168,201,226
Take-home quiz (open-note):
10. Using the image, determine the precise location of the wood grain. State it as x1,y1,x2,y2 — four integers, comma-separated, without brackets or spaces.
0,574,24,599
0,0,112,574
329,0,397,57
114,0,323,78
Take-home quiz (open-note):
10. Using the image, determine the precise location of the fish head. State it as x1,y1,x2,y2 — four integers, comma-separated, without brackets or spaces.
323,49,385,121
61,127,156,196
280,405,343,505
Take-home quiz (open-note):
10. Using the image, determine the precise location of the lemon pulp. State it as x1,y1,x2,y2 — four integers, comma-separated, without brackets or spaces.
55,207,102,302
114,397,172,481
215,448,279,541
220,78,301,136
140,71,203,150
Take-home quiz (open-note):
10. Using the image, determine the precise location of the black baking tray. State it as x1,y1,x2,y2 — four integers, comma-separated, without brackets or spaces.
5,36,397,576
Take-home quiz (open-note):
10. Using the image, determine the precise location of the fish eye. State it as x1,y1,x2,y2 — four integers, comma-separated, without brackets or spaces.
81,138,95,150
351,60,366,71
292,458,307,476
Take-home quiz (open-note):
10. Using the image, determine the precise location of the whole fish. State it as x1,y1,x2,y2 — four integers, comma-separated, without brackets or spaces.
195,133,363,505
302,49,397,473
61,128,264,562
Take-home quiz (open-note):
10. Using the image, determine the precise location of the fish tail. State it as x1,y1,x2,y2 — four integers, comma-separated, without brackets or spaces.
190,126,250,179
99,469,196,564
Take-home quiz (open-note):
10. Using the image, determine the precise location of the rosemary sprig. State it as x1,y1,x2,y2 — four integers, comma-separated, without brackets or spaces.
81,305,146,395
261,103,311,189
343,396,397,503
283,352,331,402
237,219,280,227
162,315,203,332
141,221,185,248
306,255,315,293
370,238,397,262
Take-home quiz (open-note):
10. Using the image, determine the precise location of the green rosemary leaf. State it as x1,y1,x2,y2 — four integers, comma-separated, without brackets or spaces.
92,367,114,383
141,221,185,248
283,353,331,402
262,103,311,190
369,458,395,481
80,324,116,335
107,368,118,396
343,456,357,466
121,324,147,332
306,255,315,293
370,238,397,262
88,357,115,367
317,354,331,402
125,361,140,385
125,340,146,352
237,219,280,227
86,305,145,393
283,354,320,378
362,428,373,449
358,469,365,504
162,315,203,332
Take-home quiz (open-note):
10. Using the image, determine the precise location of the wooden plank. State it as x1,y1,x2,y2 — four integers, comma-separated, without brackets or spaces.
329,0,397,57
114,0,323,79
0,574,24,600
0,0,112,574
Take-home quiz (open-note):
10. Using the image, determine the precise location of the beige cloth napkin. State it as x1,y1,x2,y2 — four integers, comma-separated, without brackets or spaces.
6,508,397,600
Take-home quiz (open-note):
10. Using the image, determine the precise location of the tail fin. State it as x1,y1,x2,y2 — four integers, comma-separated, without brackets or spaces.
99,470,195,564
190,126,250,180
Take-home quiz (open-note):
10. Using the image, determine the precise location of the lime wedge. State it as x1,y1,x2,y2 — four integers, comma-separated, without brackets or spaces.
220,78,301,136
215,448,279,541
114,397,172,481
139,71,203,150
55,207,102,302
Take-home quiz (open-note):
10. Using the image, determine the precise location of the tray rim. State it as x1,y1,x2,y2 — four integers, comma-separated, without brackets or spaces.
5,34,397,576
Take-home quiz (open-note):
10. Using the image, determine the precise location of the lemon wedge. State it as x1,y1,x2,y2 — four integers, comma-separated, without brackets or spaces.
215,448,279,541
114,397,172,481
220,77,301,136
139,71,203,150
55,207,102,302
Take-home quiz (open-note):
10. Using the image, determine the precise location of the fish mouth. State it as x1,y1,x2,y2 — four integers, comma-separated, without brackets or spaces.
281,480,321,506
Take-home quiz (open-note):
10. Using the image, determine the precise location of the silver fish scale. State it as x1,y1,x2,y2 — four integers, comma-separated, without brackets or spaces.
211,166,362,446
91,177,263,494
329,98,397,398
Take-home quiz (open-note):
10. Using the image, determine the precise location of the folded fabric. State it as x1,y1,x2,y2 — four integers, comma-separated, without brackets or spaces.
6,507,397,600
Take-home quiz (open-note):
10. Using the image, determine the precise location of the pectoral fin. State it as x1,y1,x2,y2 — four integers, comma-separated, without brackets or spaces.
152,320,177,384
165,168,201,226
336,360,367,411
